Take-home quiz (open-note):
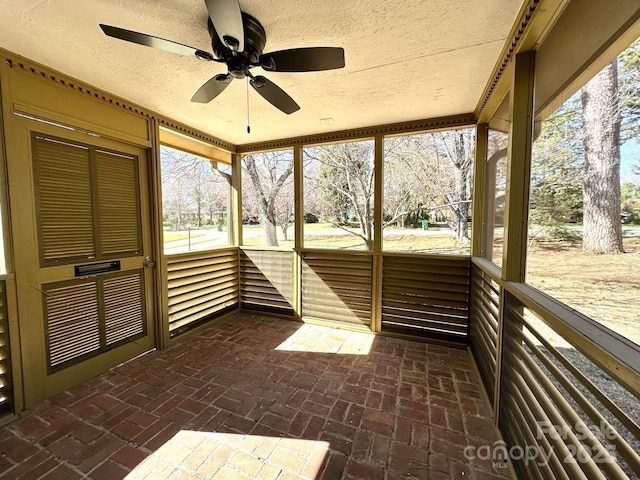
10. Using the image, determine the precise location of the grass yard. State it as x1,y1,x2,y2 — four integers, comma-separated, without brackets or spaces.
243,222,470,253
163,230,206,242
527,237,640,345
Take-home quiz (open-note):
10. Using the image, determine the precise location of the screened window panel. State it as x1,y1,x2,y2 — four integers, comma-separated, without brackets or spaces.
95,151,141,255
33,135,96,262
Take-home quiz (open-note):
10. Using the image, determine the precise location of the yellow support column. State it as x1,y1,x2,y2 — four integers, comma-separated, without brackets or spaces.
471,123,488,258
494,50,535,424
502,51,535,283
231,153,243,247
293,144,303,320
149,118,170,350
372,134,384,332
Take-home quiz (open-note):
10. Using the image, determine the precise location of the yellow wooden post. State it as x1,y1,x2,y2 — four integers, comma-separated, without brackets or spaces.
502,51,535,283
494,50,535,425
148,118,170,350
231,153,243,247
293,144,303,319
372,134,384,332
471,123,488,258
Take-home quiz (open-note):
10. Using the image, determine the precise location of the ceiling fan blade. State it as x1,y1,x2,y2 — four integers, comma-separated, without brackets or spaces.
250,76,300,114
100,24,214,61
191,74,232,103
260,47,345,72
204,0,244,52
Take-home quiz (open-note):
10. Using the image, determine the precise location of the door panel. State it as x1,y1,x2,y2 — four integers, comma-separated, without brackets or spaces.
7,119,156,407
33,135,96,263
95,149,142,256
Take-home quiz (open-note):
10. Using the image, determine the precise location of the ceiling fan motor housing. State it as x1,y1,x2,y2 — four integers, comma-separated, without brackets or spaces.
208,12,266,73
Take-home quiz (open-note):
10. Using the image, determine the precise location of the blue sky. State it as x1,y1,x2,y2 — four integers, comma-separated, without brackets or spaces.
621,139,640,183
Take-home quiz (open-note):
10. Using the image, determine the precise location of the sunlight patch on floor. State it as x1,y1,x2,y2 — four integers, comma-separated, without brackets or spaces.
126,431,329,480
275,323,374,354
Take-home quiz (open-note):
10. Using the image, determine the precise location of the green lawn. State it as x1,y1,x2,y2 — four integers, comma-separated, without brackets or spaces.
163,231,206,242
242,222,468,253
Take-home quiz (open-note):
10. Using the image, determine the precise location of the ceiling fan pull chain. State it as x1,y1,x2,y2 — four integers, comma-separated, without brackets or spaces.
246,77,251,134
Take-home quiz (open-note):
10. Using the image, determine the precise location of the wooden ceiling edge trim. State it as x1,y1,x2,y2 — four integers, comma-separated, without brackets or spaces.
156,119,235,153
475,0,569,121
0,48,236,153
235,114,477,153
474,0,541,119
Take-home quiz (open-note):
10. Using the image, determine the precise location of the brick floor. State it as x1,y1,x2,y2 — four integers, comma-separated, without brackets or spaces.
0,313,513,479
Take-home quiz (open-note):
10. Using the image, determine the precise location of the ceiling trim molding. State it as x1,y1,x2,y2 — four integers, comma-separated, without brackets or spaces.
236,113,477,153
474,0,542,119
156,118,235,153
0,49,236,153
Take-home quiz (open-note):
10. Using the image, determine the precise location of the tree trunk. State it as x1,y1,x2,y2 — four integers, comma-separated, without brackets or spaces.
263,218,278,246
581,61,623,253
451,132,471,242
261,205,279,246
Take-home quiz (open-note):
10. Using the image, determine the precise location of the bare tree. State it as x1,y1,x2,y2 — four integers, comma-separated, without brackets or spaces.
304,141,375,249
383,130,475,242
204,174,229,225
161,146,229,229
581,61,624,253
434,130,474,241
242,150,294,246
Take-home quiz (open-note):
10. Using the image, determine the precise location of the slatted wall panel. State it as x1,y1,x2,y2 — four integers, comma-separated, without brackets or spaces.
0,280,13,415
239,250,294,315
43,271,148,371
500,295,640,479
44,282,101,368
104,273,145,345
381,255,470,344
33,134,95,263
302,251,372,326
95,150,141,255
167,248,239,337
469,265,500,402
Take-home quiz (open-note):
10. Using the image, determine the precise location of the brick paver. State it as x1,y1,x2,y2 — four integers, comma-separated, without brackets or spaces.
0,313,512,479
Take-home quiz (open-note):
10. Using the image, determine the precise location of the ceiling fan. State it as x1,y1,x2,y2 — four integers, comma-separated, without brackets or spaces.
100,0,345,115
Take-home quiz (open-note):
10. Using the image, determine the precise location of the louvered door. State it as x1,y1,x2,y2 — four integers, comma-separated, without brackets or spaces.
31,133,151,373
11,127,155,405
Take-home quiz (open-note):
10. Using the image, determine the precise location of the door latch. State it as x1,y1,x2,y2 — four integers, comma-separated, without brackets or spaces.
143,256,155,268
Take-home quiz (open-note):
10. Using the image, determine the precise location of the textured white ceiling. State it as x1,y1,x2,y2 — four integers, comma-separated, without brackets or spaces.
0,0,524,146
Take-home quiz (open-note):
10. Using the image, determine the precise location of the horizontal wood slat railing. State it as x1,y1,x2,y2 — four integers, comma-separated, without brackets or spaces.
0,280,12,416
167,248,239,337
469,265,500,403
301,250,372,326
240,249,295,316
381,255,470,345
500,299,640,479
469,257,640,480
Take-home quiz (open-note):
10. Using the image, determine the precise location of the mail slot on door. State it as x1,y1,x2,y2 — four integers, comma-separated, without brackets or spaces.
74,260,121,277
